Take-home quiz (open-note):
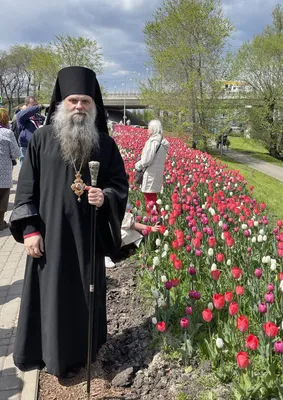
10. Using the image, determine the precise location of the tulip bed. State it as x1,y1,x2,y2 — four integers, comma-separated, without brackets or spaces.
114,125,283,399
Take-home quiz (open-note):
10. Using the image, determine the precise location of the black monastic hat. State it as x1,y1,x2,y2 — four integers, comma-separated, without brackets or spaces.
45,66,108,134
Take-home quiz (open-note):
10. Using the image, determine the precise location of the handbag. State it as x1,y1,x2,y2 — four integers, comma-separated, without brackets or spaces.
134,141,162,185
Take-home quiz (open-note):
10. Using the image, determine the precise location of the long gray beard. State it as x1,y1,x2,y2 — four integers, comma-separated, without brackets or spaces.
52,102,100,166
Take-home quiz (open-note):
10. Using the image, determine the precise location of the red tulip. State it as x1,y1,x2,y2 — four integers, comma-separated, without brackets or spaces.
274,341,283,354
229,302,239,316
213,294,225,310
174,259,182,270
216,253,225,263
211,270,221,281
180,318,189,329
236,351,250,369
236,286,245,296
202,309,213,322
225,292,233,303
237,315,249,332
245,334,259,350
156,321,166,332
263,322,279,337
231,267,243,279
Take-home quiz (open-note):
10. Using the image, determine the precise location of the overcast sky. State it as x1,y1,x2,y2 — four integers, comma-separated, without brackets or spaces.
0,0,279,91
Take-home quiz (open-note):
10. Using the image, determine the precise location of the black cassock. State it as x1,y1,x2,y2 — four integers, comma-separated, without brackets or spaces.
10,125,128,376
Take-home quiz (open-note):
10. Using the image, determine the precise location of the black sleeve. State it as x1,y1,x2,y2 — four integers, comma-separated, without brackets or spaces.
9,134,42,243
96,140,129,256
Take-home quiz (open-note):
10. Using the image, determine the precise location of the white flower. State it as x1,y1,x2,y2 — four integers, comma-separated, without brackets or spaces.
209,207,215,216
161,207,165,212
156,238,161,247
280,281,283,292
271,259,277,268
230,192,233,196
270,263,277,272
215,183,219,187
211,263,217,271
227,259,231,266
161,251,167,258
241,224,248,230
259,229,264,235
281,321,283,330
235,183,238,187
218,221,223,228
266,255,271,263
164,230,169,237
155,249,160,253
133,207,138,213
251,237,256,243
164,215,169,220
216,338,224,349
152,317,157,325
161,275,167,283
152,289,159,299
153,257,160,266
257,235,263,243
202,204,206,209
208,248,214,256
204,192,207,197
156,199,162,205
137,210,142,216
165,205,170,211
221,233,225,240
208,302,214,310
254,221,259,227
262,256,267,264
163,243,169,251
263,235,267,242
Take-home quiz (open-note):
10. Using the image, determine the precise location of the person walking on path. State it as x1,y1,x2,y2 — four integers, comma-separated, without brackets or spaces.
0,108,20,231
16,96,45,165
9,66,128,378
135,119,169,215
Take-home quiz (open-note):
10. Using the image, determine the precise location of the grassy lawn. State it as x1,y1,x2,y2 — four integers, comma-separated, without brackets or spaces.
229,136,283,167
212,153,283,222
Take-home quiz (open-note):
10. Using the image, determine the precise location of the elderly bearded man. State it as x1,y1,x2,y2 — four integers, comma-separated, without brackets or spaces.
9,66,128,378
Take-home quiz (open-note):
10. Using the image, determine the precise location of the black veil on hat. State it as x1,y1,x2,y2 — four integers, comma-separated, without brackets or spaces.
45,66,108,134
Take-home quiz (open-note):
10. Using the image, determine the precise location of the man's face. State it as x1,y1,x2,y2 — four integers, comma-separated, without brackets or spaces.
64,95,94,113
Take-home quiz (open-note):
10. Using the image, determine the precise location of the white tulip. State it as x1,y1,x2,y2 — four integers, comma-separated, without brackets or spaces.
164,215,169,220
263,235,267,242
227,259,231,266
251,237,256,243
254,221,259,227
221,233,225,240
216,338,224,349
164,230,169,236
165,205,170,211
211,263,217,271
266,255,271,263
208,248,214,256
152,317,157,325
218,221,223,228
280,281,283,292
241,224,248,230
262,256,267,264
163,243,169,251
270,263,277,272
208,302,214,310
161,251,167,258
152,289,159,299
161,275,167,282
156,199,162,205
257,235,263,243
230,192,233,196
153,257,160,266
259,229,264,235
156,238,161,246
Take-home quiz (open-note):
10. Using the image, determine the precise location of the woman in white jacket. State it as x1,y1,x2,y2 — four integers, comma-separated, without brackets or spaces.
135,120,169,215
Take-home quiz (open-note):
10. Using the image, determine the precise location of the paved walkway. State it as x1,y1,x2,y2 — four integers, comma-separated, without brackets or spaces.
0,165,38,400
219,149,283,183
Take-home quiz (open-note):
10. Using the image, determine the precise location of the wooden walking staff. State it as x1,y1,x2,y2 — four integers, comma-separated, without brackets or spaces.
87,161,100,399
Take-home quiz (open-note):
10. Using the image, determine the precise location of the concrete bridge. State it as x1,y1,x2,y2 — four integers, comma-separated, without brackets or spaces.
103,92,146,109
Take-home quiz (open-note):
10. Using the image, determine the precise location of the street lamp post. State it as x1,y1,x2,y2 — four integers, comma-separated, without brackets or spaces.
123,72,135,125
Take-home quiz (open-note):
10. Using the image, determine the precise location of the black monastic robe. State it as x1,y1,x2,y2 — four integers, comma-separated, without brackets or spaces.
10,126,128,376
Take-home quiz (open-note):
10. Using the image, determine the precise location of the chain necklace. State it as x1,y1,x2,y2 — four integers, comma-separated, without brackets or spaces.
71,159,86,202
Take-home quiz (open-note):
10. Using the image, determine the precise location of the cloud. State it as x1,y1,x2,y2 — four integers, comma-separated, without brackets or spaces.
0,0,280,90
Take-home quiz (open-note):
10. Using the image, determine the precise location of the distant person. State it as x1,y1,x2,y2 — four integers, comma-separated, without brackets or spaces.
17,96,45,165
135,119,169,215
0,108,20,230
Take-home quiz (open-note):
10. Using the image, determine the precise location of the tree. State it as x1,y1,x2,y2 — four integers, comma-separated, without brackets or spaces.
142,0,234,146
53,35,103,73
234,4,283,159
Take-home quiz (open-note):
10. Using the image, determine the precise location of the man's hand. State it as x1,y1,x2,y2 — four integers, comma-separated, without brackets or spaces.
24,234,44,258
86,187,104,208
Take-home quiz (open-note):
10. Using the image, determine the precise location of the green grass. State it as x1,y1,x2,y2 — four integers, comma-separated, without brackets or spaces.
212,153,283,222
229,137,283,166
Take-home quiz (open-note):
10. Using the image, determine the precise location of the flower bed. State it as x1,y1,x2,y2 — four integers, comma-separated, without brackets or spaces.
114,126,283,399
